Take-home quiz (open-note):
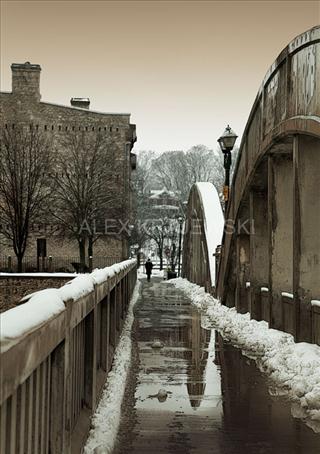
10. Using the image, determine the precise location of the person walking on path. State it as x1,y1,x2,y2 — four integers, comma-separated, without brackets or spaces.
145,258,153,281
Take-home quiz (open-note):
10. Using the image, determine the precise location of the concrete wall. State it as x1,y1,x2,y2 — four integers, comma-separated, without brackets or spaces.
0,275,74,312
293,135,320,341
269,155,293,330
249,190,268,320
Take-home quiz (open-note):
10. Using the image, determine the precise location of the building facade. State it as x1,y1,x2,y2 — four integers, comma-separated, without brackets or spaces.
148,188,180,214
0,62,137,271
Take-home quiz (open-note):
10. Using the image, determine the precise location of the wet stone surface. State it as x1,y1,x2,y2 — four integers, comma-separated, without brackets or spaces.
114,278,320,454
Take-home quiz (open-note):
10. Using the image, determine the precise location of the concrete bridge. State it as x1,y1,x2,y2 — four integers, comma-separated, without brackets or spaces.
183,26,320,344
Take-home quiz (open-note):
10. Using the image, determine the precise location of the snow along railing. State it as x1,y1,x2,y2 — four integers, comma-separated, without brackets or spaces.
0,259,137,454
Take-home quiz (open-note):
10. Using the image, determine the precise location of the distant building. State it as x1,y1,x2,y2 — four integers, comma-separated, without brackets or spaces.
148,188,180,214
0,62,137,270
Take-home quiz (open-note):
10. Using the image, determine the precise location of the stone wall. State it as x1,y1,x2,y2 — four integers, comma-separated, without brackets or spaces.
0,234,124,267
0,275,75,312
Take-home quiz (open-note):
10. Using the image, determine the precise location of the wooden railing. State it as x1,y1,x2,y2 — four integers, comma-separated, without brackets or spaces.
0,260,137,454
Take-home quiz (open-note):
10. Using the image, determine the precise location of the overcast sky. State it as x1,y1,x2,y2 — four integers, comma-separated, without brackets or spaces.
1,1,319,153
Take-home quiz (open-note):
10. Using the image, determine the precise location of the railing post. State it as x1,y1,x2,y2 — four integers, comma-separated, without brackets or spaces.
116,283,121,335
109,287,117,365
50,339,69,453
84,303,98,412
48,255,53,273
249,286,262,321
7,255,12,273
101,294,110,373
121,279,125,321
125,274,129,311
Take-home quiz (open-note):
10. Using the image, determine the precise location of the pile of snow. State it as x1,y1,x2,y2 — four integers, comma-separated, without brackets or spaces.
60,274,95,301
282,291,294,299
84,279,141,454
137,267,165,279
92,259,136,285
0,289,65,345
1,259,136,345
195,182,224,286
152,269,165,278
165,277,320,432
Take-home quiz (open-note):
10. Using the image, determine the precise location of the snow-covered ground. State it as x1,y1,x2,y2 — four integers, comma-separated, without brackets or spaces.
137,267,165,279
164,277,320,433
0,259,136,346
84,279,141,454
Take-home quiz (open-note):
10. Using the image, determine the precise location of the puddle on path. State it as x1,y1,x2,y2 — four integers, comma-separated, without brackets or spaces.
114,278,320,454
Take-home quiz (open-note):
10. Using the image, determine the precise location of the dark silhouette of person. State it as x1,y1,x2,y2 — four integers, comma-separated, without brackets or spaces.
145,258,153,281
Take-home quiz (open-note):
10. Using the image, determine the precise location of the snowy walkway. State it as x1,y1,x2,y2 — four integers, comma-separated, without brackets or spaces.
111,277,320,454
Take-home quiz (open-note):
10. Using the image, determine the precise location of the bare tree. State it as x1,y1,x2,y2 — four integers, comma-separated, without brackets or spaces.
130,150,156,264
131,145,239,267
0,126,54,271
152,145,239,204
52,131,122,270
152,150,189,203
144,210,181,270
145,216,171,271
186,145,218,183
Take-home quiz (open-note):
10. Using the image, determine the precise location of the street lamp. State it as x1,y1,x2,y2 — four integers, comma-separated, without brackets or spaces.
217,125,238,212
177,216,184,277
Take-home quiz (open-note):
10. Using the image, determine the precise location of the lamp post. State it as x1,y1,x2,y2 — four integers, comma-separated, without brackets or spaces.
218,125,238,213
177,216,183,277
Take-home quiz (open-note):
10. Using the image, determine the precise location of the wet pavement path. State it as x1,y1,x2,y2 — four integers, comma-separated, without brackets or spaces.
114,278,320,454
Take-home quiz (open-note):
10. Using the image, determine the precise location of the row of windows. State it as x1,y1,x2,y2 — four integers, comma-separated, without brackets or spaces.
0,223,55,233
47,172,121,180
3,123,121,132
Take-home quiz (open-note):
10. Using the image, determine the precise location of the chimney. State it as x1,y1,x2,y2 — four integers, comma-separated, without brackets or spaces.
11,62,41,101
70,98,90,109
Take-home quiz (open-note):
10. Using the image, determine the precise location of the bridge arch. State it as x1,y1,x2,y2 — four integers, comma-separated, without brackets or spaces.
184,26,320,344
182,182,224,293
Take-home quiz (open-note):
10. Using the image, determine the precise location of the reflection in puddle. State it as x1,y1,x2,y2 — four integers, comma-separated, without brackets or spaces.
215,331,320,453
115,280,320,454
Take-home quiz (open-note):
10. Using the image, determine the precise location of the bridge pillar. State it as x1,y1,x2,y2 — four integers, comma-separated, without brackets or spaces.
235,233,250,313
234,202,250,313
293,135,320,342
224,245,237,308
268,155,293,330
249,190,268,320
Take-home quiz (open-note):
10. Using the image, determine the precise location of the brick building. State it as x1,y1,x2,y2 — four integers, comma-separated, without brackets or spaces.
0,62,137,271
